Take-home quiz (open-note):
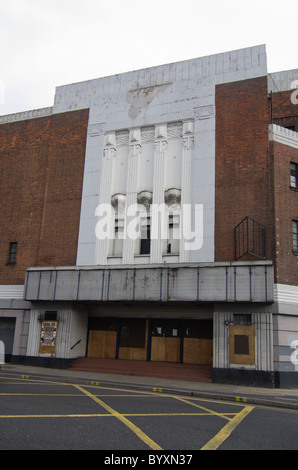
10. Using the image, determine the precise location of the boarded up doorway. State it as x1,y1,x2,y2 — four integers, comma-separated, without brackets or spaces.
229,325,255,366
87,318,118,359
118,319,148,361
150,319,181,362
183,319,213,365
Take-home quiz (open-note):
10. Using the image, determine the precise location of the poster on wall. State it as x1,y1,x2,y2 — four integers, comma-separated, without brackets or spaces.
39,320,58,354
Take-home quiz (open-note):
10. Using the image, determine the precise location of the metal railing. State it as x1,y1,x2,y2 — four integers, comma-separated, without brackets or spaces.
234,216,266,261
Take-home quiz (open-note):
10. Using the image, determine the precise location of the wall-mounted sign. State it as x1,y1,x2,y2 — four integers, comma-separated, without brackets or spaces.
39,320,58,354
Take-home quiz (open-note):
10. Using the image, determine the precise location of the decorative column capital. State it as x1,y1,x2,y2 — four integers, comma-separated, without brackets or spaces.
155,124,167,140
137,191,153,212
111,193,126,214
129,128,141,144
182,120,194,151
103,132,116,158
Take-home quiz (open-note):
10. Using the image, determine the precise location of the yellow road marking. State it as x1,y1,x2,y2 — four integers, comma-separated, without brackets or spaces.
175,396,233,421
0,412,238,419
236,396,248,403
74,385,162,451
0,393,161,397
201,405,254,450
0,414,111,418
0,393,84,396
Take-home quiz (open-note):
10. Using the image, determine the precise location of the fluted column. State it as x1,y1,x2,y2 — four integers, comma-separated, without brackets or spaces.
180,120,194,262
95,132,116,265
150,124,167,263
122,128,141,264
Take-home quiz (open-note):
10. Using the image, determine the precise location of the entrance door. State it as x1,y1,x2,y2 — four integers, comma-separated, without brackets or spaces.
183,320,213,365
150,319,181,362
118,319,147,361
87,318,117,359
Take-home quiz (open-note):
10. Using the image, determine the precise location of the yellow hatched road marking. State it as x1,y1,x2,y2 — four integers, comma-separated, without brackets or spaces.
174,396,233,421
74,384,162,451
1,376,254,450
201,405,254,450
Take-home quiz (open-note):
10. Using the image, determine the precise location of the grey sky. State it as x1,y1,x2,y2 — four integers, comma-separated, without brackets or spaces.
0,0,297,115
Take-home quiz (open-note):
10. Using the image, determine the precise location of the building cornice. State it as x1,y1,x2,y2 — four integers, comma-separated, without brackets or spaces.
269,124,298,150
0,107,53,125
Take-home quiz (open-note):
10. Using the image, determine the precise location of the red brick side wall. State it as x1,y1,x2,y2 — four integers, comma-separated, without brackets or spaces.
0,109,89,285
270,140,298,285
271,89,298,131
215,76,273,262
36,110,89,267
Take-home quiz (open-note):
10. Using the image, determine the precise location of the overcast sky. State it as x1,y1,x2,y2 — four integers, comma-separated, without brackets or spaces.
0,0,297,116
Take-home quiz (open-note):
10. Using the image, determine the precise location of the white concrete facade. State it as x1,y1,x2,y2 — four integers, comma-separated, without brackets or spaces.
52,45,267,267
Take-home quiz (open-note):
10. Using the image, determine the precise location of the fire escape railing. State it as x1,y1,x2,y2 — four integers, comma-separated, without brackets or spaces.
234,216,266,261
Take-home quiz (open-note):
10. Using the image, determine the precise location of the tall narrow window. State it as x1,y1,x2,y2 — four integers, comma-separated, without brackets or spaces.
8,242,17,264
293,220,298,252
137,191,152,256
290,162,297,189
167,214,180,254
140,224,151,254
113,218,124,256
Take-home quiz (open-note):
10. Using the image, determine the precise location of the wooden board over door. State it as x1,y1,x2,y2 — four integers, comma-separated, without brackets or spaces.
87,317,118,359
150,319,181,362
229,325,255,366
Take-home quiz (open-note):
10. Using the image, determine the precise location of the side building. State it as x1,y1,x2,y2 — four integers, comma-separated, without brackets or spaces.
0,44,297,387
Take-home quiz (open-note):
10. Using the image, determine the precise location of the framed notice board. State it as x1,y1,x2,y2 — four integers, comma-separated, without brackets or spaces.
39,320,58,354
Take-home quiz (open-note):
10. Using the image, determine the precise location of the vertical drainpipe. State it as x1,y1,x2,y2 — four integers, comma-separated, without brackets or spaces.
107,269,111,301
37,271,42,300
53,270,58,300
76,270,81,301
24,271,29,300
101,269,105,301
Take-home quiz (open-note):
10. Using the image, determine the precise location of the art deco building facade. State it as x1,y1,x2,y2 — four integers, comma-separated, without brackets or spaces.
0,44,297,387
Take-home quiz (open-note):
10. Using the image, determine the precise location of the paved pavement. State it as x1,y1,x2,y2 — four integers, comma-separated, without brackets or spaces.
1,362,298,410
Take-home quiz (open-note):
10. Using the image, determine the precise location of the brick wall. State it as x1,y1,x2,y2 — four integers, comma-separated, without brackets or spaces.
36,110,89,267
215,76,273,262
270,139,298,285
0,109,89,285
271,89,298,131
270,88,298,285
